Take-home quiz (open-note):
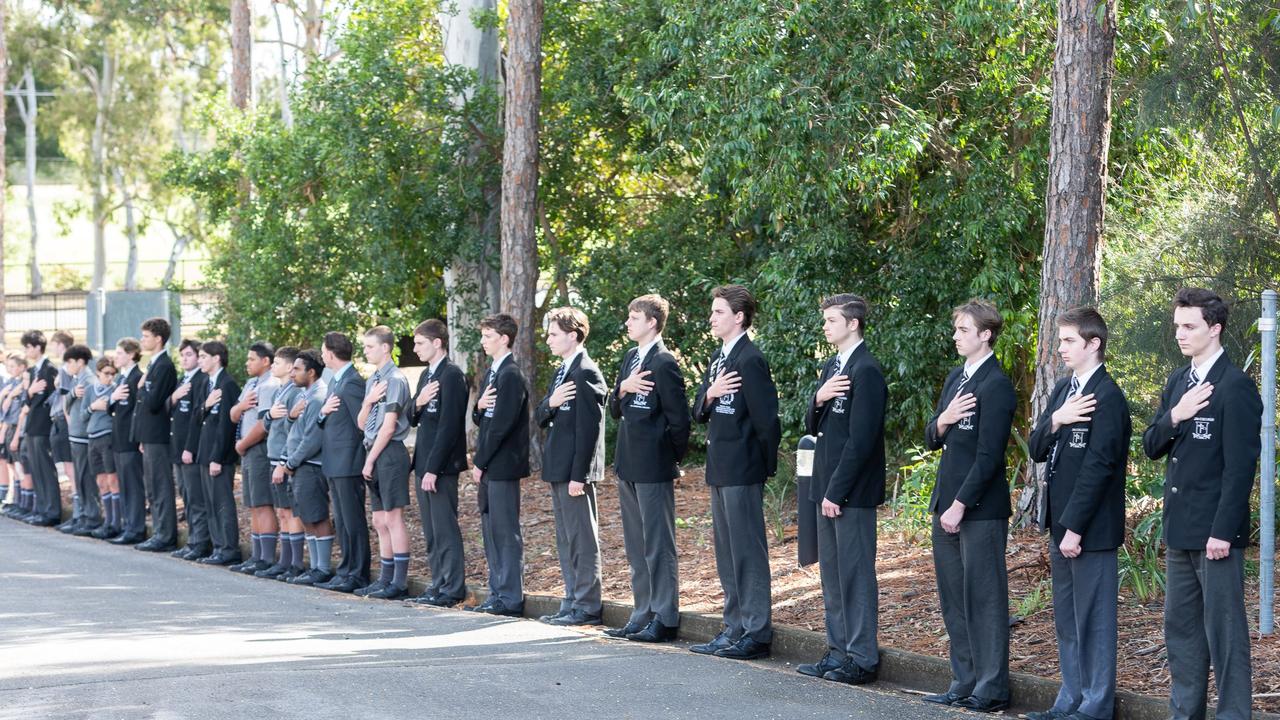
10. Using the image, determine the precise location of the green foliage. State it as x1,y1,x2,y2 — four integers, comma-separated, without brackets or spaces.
1119,501,1167,602
171,0,500,357
884,446,940,542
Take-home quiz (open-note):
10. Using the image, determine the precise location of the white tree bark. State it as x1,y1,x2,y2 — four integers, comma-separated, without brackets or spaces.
439,0,501,377
271,1,294,127
89,51,117,293
14,66,41,294
114,168,139,291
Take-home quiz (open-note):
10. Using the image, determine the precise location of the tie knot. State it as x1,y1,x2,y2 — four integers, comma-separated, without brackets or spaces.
1068,377,1080,396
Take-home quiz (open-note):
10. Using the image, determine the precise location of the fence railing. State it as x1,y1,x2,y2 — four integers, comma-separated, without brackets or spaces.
0,289,220,350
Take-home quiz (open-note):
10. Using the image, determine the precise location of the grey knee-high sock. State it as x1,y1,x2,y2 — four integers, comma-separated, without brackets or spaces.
315,536,334,572
392,553,410,589
260,533,278,564
278,537,293,567
290,534,305,567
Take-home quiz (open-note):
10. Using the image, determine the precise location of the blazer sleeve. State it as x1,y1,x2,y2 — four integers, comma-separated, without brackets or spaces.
1211,375,1262,541
924,369,957,451
145,359,177,415
825,362,887,504
409,373,428,426
1141,373,1183,460
955,375,1016,508
740,353,781,477
534,383,557,428
186,383,205,455
287,402,325,470
474,371,525,470
1027,381,1065,463
341,378,365,429
571,366,607,482
691,369,713,425
212,377,241,462
1056,387,1129,535
607,350,631,421
658,358,691,462
426,369,468,475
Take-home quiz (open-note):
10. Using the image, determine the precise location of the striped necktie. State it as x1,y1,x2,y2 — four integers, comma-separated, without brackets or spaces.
708,351,724,381
1186,368,1200,389
628,350,643,377
953,370,971,399
1049,377,1080,471
553,363,567,389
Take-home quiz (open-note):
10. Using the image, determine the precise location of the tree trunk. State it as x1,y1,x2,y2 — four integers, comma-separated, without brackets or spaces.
440,0,501,379
0,1,8,337
19,68,42,295
230,0,252,111
501,0,544,468
272,1,294,128
115,169,140,291
163,220,192,288
90,52,117,293
1019,0,1116,528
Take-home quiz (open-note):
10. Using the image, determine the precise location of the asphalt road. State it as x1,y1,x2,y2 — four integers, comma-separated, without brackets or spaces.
0,518,967,720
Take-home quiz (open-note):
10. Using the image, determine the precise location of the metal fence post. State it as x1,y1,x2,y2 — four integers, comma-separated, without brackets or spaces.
1260,289,1276,635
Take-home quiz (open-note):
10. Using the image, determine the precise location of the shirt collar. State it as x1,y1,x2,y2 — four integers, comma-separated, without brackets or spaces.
334,362,353,381
207,367,222,384
836,339,863,370
1191,347,1225,384
428,356,446,376
490,352,512,373
720,331,747,358
1072,362,1103,390
963,351,994,378
560,347,584,370
636,335,662,364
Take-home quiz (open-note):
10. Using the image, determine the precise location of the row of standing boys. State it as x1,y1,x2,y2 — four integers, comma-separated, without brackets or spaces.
0,284,1261,720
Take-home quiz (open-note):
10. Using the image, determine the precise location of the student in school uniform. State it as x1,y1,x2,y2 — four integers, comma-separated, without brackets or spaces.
1026,307,1131,720
86,359,120,539
798,294,886,686
134,318,179,552
535,308,607,627
1142,288,1260,720
191,341,243,566
353,326,415,600
21,330,60,526
690,285,781,661
922,298,1017,714
259,346,305,580
107,338,146,544
7,366,34,520
48,331,77,531
61,344,101,536
280,350,335,586
467,313,531,617
0,357,25,513
407,319,469,607
230,343,281,575
170,340,210,560
313,332,371,593
604,294,690,643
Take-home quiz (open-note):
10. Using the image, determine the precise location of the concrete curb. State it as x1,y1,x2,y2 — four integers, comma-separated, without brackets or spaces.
46,517,1276,720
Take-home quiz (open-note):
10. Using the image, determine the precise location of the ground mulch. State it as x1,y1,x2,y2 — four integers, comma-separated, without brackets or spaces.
68,458,1275,712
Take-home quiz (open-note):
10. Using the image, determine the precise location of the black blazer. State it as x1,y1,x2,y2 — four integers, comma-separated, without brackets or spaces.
472,355,531,481
317,365,367,478
804,344,887,508
1142,352,1261,550
108,365,144,453
693,336,781,486
609,342,691,484
410,357,469,477
134,351,178,445
536,352,606,484
924,355,1016,520
1028,367,1130,550
170,370,204,452
24,359,58,437
192,369,240,465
